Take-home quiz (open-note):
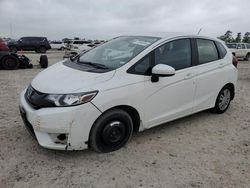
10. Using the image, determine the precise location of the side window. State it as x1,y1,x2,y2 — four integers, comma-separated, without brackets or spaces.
154,39,191,70
247,44,250,49
127,55,151,75
215,41,227,58
197,39,219,64
241,44,246,49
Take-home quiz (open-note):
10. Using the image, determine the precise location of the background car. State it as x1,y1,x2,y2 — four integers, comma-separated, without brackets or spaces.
0,38,9,51
226,43,250,60
49,41,67,50
68,40,92,51
8,36,51,53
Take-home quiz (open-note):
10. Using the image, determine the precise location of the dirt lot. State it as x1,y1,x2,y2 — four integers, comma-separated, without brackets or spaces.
0,51,249,188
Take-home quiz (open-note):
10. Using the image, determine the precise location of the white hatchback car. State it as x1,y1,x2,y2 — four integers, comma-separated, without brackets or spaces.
19,35,238,152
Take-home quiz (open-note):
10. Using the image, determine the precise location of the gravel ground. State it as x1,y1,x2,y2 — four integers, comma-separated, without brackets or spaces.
0,51,249,188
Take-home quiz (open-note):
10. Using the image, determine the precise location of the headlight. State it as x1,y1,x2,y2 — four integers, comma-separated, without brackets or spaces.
46,91,98,107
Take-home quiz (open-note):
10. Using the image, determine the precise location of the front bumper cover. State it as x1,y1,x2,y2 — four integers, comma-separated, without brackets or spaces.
19,89,102,150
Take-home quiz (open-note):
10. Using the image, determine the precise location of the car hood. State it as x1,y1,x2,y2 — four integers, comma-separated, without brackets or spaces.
31,61,115,94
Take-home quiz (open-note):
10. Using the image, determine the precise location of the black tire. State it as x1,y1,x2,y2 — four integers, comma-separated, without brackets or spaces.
212,85,232,114
1,55,19,70
60,47,65,51
89,109,133,153
39,55,48,68
9,46,17,53
38,46,46,53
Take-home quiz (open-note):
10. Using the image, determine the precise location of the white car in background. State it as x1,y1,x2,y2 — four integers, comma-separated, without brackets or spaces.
19,35,238,153
50,41,66,50
69,40,91,51
226,43,250,60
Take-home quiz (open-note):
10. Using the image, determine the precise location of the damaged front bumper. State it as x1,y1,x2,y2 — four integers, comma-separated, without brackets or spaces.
19,90,102,150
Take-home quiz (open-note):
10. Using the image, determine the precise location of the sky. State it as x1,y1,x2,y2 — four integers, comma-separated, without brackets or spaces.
0,0,249,40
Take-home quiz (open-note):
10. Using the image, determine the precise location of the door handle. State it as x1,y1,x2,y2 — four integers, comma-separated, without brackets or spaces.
184,73,195,80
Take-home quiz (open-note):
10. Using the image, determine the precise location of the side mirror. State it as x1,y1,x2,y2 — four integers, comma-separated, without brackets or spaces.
151,64,175,82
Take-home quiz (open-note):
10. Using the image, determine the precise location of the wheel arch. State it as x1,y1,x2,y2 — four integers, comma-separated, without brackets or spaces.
92,105,141,133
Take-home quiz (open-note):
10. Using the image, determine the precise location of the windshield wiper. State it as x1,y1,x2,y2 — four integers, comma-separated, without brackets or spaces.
77,61,110,70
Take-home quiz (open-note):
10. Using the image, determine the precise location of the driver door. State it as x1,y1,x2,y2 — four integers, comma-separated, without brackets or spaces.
143,38,196,128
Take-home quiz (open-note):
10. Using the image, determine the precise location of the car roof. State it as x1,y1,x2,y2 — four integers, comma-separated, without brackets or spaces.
118,34,223,45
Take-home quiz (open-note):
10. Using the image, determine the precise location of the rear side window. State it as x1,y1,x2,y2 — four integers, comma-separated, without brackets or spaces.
241,44,246,49
247,44,250,49
215,42,227,58
154,38,192,70
197,39,219,64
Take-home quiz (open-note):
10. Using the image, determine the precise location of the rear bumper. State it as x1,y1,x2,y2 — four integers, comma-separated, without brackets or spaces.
19,89,102,150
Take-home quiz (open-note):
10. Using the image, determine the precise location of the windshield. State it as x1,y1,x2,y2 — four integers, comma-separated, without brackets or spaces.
226,43,237,49
78,36,160,70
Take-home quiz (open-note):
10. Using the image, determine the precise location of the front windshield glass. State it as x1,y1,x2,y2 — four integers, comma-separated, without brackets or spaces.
78,36,160,70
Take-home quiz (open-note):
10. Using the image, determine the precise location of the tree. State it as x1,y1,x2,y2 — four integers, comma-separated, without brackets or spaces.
234,32,242,43
218,30,234,43
242,32,250,43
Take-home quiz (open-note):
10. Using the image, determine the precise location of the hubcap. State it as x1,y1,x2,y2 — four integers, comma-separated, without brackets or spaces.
218,89,231,111
102,121,126,146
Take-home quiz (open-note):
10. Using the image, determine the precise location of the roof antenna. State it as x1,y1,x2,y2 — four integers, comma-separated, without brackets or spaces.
197,28,202,35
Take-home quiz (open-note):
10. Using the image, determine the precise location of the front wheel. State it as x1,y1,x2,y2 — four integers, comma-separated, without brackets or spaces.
89,109,133,153
212,86,232,114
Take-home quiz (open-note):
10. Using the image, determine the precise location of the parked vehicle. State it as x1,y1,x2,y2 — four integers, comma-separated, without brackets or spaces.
0,38,9,51
69,40,91,50
226,43,250,60
8,37,51,53
19,35,238,152
0,51,48,70
49,41,66,50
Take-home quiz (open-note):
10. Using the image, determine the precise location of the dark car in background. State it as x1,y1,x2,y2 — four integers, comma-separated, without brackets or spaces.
8,37,51,53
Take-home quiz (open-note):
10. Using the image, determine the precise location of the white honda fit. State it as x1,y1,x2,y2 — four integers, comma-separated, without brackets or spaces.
19,35,238,152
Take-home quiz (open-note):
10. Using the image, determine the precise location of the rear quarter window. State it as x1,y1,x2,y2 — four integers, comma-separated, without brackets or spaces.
197,39,219,64
215,41,227,58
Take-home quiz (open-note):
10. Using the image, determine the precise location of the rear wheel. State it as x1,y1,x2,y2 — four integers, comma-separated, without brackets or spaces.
89,109,133,153
212,85,232,114
1,55,19,70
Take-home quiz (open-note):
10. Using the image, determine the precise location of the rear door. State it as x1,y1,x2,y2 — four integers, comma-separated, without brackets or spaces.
193,38,228,112
19,37,30,50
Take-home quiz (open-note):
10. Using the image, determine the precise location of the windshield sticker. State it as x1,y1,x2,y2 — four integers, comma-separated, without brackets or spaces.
132,40,151,46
